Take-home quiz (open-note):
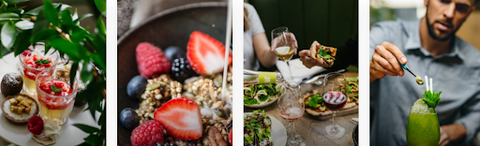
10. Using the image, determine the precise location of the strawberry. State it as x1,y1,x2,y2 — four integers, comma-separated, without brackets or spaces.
229,127,232,145
187,31,232,75
154,97,202,140
136,42,171,78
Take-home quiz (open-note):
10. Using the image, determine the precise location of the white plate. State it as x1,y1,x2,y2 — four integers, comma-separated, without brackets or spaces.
244,97,278,108
244,112,287,146
0,53,100,146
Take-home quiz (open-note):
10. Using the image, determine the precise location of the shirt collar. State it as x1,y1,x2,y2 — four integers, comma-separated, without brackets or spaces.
404,18,464,60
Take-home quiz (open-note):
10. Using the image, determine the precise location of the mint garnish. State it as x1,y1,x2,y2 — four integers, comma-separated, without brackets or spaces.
51,85,63,93
422,90,442,108
35,59,51,65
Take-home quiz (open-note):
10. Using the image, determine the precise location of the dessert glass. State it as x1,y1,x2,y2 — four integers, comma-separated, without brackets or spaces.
19,45,59,96
36,68,77,125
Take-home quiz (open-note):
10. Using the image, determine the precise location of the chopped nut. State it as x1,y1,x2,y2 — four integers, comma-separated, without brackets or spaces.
9,98,17,105
20,100,30,107
10,106,15,112
16,96,23,102
17,106,24,114
26,100,33,105
25,106,31,113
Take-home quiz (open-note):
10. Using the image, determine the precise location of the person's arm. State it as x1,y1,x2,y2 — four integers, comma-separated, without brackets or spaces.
369,22,407,83
252,33,277,68
298,35,358,69
444,94,480,145
329,34,359,70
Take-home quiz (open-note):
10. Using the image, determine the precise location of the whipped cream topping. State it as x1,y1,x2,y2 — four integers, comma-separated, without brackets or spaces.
42,117,62,141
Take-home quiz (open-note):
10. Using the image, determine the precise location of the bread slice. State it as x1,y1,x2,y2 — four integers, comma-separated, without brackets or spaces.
309,41,337,67
1,94,39,124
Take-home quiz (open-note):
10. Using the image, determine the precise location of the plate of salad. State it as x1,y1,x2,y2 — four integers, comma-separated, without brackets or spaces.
244,83,284,108
244,110,287,146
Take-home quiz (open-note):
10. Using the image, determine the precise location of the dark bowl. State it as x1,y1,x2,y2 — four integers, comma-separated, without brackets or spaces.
353,123,358,146
117,2,227,145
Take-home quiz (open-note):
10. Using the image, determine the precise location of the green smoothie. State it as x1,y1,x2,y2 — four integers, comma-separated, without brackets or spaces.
406,99,440,146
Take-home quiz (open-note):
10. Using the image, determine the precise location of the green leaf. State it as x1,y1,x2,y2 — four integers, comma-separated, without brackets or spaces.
50,84,62,93
422,90,442,108
0,46,11,58
95,17,105,37
13,29,31,56
6,7,25,14
93,0,106,16
35,58,51,64
317,46,334,59
50,37,88,62
32,10,49,35
4,0,29,4
73,124,101,134
15,20,34,30
0,13,19,24
43,0,60,27
1,22,17,49
44,40,51,55
73,13,92,24
60,9,73,26
76,80,105,120
25,5,43,16
81,61,93,83
70,62,78,89
53,3,70,11
70,25,90,44
30,29,58,42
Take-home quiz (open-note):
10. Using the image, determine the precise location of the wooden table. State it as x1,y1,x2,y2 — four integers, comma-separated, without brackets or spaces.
245,72,359,146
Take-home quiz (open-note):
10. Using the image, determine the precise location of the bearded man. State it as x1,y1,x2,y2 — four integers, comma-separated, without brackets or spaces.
369,0,480,145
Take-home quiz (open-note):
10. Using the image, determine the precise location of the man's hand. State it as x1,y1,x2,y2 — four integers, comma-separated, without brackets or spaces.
370,42,408,82
439,127,450,146
438,124,467,146
271,32,298,54
299,50,330,68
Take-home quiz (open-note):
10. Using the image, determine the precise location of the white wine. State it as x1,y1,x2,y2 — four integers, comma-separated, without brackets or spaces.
274,46,294,61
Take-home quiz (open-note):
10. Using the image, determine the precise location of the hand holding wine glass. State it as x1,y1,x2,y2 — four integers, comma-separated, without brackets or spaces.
271,27,298,61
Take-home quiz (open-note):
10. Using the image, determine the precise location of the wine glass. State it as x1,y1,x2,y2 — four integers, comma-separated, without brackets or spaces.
322,72,347,139
278,85,305,145
271,27,297,85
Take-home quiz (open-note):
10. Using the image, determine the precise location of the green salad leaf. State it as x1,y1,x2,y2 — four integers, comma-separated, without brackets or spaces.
244,83,283,105
422,90,442,108
317,46,334,59
307,93,323,109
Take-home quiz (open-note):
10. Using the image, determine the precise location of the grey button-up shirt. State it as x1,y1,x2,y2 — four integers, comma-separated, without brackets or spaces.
370,18,480,146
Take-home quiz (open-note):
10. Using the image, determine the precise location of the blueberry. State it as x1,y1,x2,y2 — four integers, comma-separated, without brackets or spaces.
164,46,184,61
127,75,147,99
120,108,140,130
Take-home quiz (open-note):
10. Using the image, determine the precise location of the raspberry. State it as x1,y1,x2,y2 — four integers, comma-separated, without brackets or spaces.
28,116,44,135
130,120,164,146
22,50,31,56
136,43,171,78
